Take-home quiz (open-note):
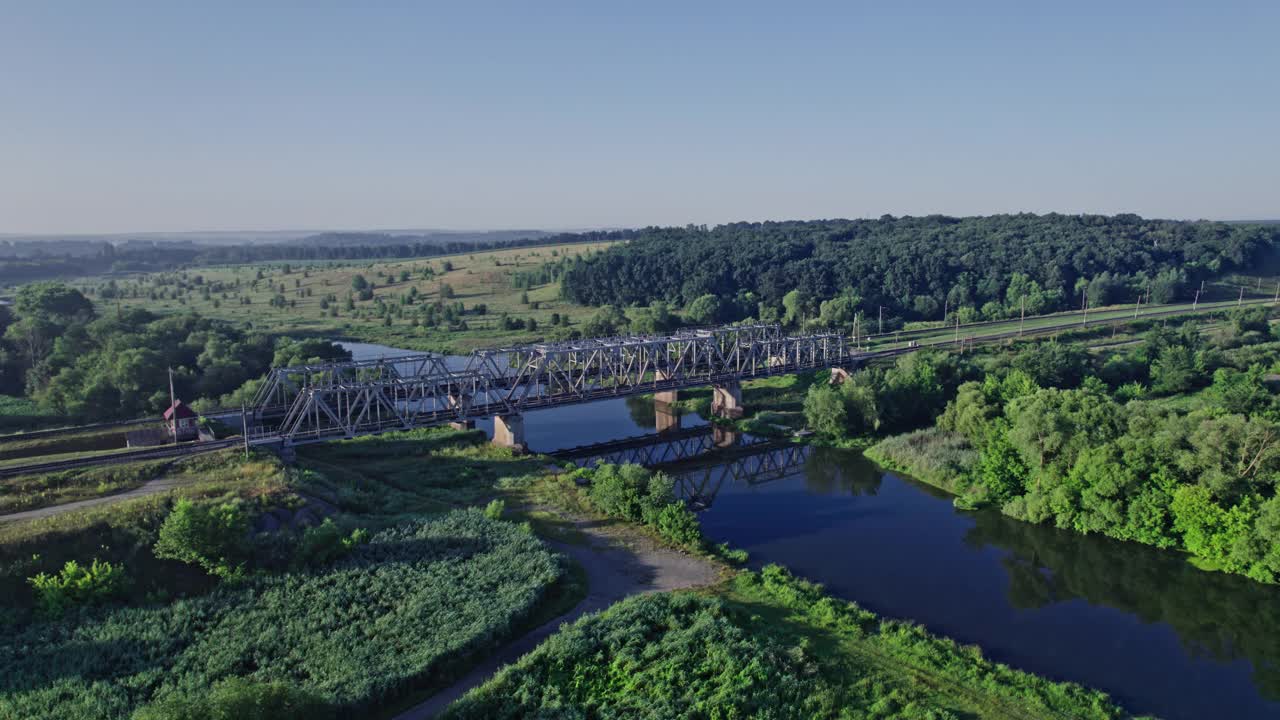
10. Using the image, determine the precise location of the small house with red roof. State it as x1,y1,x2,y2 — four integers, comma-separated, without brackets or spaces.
164,400,199,441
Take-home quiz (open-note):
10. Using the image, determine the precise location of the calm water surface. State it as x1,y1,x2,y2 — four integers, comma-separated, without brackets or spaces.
339,341,1280,720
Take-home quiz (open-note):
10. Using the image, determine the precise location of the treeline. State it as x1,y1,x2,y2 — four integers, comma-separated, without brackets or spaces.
0,230,638,285
863,308,1280,584
561,214,1280,325
0,282,349,419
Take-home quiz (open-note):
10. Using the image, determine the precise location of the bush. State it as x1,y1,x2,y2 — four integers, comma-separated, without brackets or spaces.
294,519,369,568
483,498,505,520
132,678,333,720
153,499,250,580
582,464,705,549
714,542,750,565
586,463,653,521
27,559,126,618
651,502,702,549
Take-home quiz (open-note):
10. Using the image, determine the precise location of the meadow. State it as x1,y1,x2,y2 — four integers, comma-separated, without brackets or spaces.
73,240,616,354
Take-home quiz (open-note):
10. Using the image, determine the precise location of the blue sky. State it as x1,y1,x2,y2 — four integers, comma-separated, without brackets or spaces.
2,1,1277,233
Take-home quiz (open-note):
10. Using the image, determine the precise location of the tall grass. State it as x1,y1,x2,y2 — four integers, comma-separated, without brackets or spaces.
865,427,976,493
0,510,564,719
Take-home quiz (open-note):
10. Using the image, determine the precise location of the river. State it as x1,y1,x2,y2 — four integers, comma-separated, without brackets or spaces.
339,341,1280,720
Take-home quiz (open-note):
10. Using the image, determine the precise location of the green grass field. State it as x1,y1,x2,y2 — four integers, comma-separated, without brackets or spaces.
74,240,617,354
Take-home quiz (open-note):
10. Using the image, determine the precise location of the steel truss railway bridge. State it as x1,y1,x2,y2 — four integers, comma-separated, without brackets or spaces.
248,324,858,448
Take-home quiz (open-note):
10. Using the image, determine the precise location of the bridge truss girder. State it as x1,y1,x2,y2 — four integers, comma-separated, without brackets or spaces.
258,324,856,445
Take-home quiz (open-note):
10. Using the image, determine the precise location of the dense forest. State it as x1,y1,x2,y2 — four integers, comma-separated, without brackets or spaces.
0,282,348,419
561,215,1280,325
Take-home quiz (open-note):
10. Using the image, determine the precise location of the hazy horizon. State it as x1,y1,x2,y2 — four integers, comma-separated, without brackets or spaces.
3,2,1277,234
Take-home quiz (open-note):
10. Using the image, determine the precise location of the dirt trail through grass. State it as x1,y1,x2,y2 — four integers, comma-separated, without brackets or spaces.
395,512,720,719
0,477,187,523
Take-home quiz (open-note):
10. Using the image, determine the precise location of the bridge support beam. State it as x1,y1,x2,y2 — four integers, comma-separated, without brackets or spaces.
712,382,744,419
492,414,526,453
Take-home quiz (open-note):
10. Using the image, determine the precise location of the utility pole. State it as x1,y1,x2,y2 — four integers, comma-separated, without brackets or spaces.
878,306,884,335
1019,295,1025,337
1274,282,1279,305
942,297,948,324
168,367,177,446
1080,288,1088,325
954,315,960,346
1134,297,1141,319
1192,288,1200,311
241,403,249,459
1239,286,1245,306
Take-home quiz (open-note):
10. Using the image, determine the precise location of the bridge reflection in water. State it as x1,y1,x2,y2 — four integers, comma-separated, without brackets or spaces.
552,426,815,511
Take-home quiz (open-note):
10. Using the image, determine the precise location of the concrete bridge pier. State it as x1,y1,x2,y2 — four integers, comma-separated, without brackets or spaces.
654,400,681,433
712,425,741,448
492,413,527,453
654,369,681,433
829,367,851,385
711,382,744,419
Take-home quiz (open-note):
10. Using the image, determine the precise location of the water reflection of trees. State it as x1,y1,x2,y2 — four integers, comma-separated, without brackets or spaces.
624,395,656,428
803,447,883,497
966,511,1280,700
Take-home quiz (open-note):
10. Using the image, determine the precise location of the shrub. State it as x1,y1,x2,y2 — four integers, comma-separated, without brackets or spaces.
714,542,750,565
586,463,652,521
132,678,333,720
483,498,505,520
27,559,126,618
153,499,250,580
294,519,369,568
651,502,702,549
582,464,705,549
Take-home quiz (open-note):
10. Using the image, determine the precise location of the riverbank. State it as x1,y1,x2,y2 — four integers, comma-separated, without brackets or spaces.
432,461,1147,719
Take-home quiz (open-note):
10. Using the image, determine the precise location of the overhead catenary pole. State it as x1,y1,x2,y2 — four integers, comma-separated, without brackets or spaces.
1019,295,1026,337
1239,286,1245,306
1192,288,1200,311
242,403,249,459
878,306,884,335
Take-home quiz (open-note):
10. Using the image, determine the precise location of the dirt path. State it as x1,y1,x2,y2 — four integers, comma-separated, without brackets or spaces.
395,515,721,720
0,477,188,523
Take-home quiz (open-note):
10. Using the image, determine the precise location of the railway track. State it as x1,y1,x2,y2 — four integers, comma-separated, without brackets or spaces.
0,298,1271,477
0,439,239,479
